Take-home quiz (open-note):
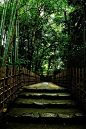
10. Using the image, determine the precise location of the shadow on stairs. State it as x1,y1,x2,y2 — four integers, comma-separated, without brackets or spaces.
1,82,86,129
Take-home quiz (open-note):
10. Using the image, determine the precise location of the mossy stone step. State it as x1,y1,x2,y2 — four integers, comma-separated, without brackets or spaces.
14,98,77,104
19,92,72,96
11,98,78,108
7,107,84,116
41,113,57,118
22,112,39,118
6,107,86,120
22,82,69,92
18,92,73,99
22,89,69,93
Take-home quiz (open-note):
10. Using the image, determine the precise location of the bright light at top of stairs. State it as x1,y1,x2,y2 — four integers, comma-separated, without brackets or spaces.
43,82,48,85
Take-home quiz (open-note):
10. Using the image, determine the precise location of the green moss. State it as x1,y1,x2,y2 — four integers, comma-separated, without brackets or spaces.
20,92,71,96
7,107,84,116
15,98,77,104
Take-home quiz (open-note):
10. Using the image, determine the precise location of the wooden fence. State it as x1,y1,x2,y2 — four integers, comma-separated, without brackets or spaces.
52,68,86,111
0,66,40,112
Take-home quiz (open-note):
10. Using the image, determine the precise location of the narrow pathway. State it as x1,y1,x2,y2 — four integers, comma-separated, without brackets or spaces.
1,82,86,129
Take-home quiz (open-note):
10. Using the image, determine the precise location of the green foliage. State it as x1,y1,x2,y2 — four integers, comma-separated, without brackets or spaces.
2,70,5,73
18,77,23,80
19,69,23,71
0,56,3,60
0,0,85,75
0,3,3,21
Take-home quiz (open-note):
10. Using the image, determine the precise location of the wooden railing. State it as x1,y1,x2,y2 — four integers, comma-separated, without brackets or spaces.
52,68,86,111
0,66,40,112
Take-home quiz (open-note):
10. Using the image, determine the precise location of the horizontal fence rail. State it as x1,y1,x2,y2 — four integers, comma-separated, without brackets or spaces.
52,68,86,111
0,66,40,112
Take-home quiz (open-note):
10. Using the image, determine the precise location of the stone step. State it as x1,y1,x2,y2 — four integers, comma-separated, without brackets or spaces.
22,87,70,93
6,107,86,123
11,98,78,108
18,92,73,99
3,83,86,124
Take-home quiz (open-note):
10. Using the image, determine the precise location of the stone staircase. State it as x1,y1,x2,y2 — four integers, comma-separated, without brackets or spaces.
5,82,86,123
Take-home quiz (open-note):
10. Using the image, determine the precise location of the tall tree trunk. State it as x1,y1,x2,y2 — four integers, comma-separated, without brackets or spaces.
31,3,40,48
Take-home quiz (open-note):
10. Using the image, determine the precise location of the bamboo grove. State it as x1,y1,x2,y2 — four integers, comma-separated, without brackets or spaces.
0,0,86,76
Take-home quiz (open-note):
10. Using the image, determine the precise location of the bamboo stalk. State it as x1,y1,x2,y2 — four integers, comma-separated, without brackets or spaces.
2,0,21,66
2,0,18,64
0,0,9,50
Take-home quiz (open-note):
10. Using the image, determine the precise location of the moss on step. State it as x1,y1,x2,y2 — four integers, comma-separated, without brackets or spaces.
14,98,77,104
7,107,84,116
19,92,71,96
22,83,66,90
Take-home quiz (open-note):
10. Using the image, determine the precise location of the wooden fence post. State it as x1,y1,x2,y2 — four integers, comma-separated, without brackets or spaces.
30,71,31,85
37,75,38,83
78,68,81,99
0,69,1,78
76,68,77,86
29,71,31,85
13,66,15,98
69,68,71,88
3,66,6,108
67,69,68,88
23,67,25,85
18,66,20,85
27,69,29,86
85,68,86,91
35,73,36,83
62,72,63,86
63,71,64,86
72,68,74,93
56,74,57,84
22,67,24,86
64,71,66,87
36,75,38,83
58,73,59,85
60,73,61,86
10,66,13,100
82,68,84,89
82,68,84,104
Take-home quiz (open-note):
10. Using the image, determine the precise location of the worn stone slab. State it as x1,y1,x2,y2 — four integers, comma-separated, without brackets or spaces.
31,93,43,96
14,99,78,108
19,102,33,105
58,94,71,97
33,102,44,105
22,112,39,118
20,92,72,97
22,82,68,90
75,113,84,117
16,101,77,106
41,112,57,118
24,93,43,96
44,93,58,96
58,114,73,118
